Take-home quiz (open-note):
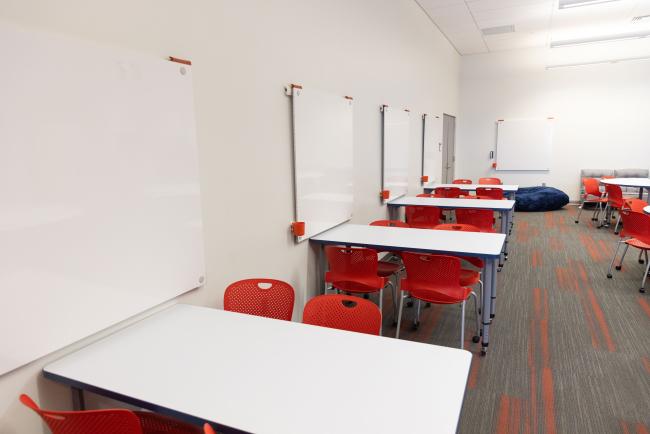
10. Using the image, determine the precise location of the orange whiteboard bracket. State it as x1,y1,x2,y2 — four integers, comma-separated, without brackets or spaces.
492,163,497,169
291,221,305,237
421,175,429,183
380,190,390,200
169,56,191,66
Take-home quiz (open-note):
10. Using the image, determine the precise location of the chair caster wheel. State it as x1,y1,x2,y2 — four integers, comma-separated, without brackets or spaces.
480,349,487,356
392,321,397,327
472,336,480,343
363,294,369,299
607,273,612,278
640,288,646,293
406,301,413,308
412,321,420,330
425,302,431,308
614,232,619,235
640,260,645,264
574,220,578,224
615,266,622,271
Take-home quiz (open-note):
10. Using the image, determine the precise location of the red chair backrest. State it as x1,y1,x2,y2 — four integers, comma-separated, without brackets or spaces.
433,224,484,268
405,206,442,229
303,294,382,335
369,219,410,228
434,187,462,198
400,253,467,303
478,177,502,185
452,179,472,184
204,423,217,434
620,210,650,244
224,279,295,321
455,208,495,232
623,198,648,213
324,246,385,292
582,178,602,197
476,187,504,200
605,184,624,208
20,394,143,434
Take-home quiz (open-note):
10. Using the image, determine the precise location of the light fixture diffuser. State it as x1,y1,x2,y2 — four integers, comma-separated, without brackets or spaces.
550,30,650,47
558,0,620,9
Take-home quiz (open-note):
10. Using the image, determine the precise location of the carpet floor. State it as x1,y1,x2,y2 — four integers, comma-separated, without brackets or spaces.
380,205,650,434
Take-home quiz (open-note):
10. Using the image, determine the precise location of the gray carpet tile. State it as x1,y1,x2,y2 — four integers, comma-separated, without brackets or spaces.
378,206,650,434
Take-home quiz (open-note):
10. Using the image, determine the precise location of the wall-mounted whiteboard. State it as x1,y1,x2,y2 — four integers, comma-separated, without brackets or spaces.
291,86,354,242
0,23,205,375
496,119,554,171
382,107,410,202
421,114,442,184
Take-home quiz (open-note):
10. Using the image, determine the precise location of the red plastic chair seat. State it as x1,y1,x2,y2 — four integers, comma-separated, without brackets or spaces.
402,279,472,304
377,261,402,277
625,238,650,250
460,269,481,287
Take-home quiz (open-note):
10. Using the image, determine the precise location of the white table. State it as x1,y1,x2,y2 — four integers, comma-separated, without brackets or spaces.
423,183,519,199
600,177,650,199
644,206,650,215
44,304,472,434
387,196,515,267
310,224,506,355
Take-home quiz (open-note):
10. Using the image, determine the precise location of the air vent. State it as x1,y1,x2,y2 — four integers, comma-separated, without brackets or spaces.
632,15,650,24
481,25,515,36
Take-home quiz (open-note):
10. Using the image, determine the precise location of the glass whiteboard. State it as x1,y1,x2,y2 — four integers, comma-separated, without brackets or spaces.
496,119,554,171
0,22,205,375
382,107,410,202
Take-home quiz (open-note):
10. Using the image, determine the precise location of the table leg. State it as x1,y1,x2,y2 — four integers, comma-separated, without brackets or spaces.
490,257,498,320
388,205,399,221
72,387,85,411
481,260,494,356
639,187,644,200
316,244,327,294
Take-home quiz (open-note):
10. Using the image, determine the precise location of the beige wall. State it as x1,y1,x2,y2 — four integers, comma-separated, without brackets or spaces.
0,1,459,432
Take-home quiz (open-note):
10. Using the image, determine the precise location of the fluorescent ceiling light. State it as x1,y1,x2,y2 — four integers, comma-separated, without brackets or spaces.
550,30,650,47
546,55,650,69
558,0,620,9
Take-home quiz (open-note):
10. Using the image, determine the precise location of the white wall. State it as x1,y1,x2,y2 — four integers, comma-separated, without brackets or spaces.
0,1,459,432
456,42,650,200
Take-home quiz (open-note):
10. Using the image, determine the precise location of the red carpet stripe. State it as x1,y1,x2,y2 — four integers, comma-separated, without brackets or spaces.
621,421,631,434
541,367,557,434
585,286,616,352
496,395,511,434
467,355,480,389
639,297,650,319
636,424,650,434
642,357,650,375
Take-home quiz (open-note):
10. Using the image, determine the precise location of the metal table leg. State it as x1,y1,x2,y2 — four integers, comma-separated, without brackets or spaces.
316,243,327,294
72,387,85,411
490,257,498,320
481,259,494,356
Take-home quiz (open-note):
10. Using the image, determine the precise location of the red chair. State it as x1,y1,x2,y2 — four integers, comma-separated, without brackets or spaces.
369,220,409,317
607,210,650,293
369,220,409,228
224,279,294,321
452,179,472,184
434,186,462,198
405,205,443,229
455,208,495,233
324,246,393,330
603,184,625,232
204,424,217,434
575,178,607,224
476,187,504,200
303,294,382,335
478,177,502,185
614,198,649,234
416,193,436,198
395,254,480,348
20,394,201,434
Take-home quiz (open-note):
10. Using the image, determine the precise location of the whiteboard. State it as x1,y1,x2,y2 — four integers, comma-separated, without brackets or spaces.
496,119,554,171
382,107,410,202
291,86,354,242
0,22,205,375
421,114,442,184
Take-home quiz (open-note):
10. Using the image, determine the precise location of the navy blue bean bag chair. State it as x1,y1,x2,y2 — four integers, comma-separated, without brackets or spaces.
515,186,569,212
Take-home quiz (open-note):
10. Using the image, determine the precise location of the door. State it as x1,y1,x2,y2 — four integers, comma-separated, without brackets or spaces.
441,114,456,183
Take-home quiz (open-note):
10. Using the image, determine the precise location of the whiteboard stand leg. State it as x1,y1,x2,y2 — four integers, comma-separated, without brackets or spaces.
72,387,85,411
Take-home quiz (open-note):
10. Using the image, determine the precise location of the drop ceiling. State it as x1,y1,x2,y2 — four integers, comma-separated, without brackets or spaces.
416,0,650,54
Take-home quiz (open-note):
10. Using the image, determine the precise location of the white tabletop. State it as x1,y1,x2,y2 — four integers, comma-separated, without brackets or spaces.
600,178,650,188
311,223,505,258
424,183,519,192
44,305,471,434
388,196,515,211
644,206,650,215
